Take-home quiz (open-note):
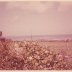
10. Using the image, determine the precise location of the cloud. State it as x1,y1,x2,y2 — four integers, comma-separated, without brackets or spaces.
57,2,72,12
6,1,54,13
1,1,72,13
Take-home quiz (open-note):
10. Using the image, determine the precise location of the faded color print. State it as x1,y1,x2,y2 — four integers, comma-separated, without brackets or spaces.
0,1,72,70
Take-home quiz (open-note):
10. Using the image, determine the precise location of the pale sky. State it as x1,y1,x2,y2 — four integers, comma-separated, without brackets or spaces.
0,1,72,36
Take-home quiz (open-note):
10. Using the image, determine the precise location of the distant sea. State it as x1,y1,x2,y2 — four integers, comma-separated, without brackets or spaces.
4,34,72,41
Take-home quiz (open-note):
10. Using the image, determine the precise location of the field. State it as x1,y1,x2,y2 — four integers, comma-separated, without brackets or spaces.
0,38,72,70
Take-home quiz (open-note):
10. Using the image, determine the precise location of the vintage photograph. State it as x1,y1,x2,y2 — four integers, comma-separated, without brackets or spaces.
0,1,72,70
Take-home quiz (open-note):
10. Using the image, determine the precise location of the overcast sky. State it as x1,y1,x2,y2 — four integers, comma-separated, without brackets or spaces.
0,1,72,36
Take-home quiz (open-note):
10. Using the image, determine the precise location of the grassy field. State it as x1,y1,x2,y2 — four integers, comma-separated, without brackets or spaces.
37,40,72,56
0,39,72,70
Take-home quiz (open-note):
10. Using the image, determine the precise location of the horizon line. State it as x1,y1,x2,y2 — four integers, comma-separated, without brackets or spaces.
3,34,72,37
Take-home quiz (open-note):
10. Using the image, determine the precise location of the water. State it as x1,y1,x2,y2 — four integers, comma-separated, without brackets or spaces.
5,35,72,41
